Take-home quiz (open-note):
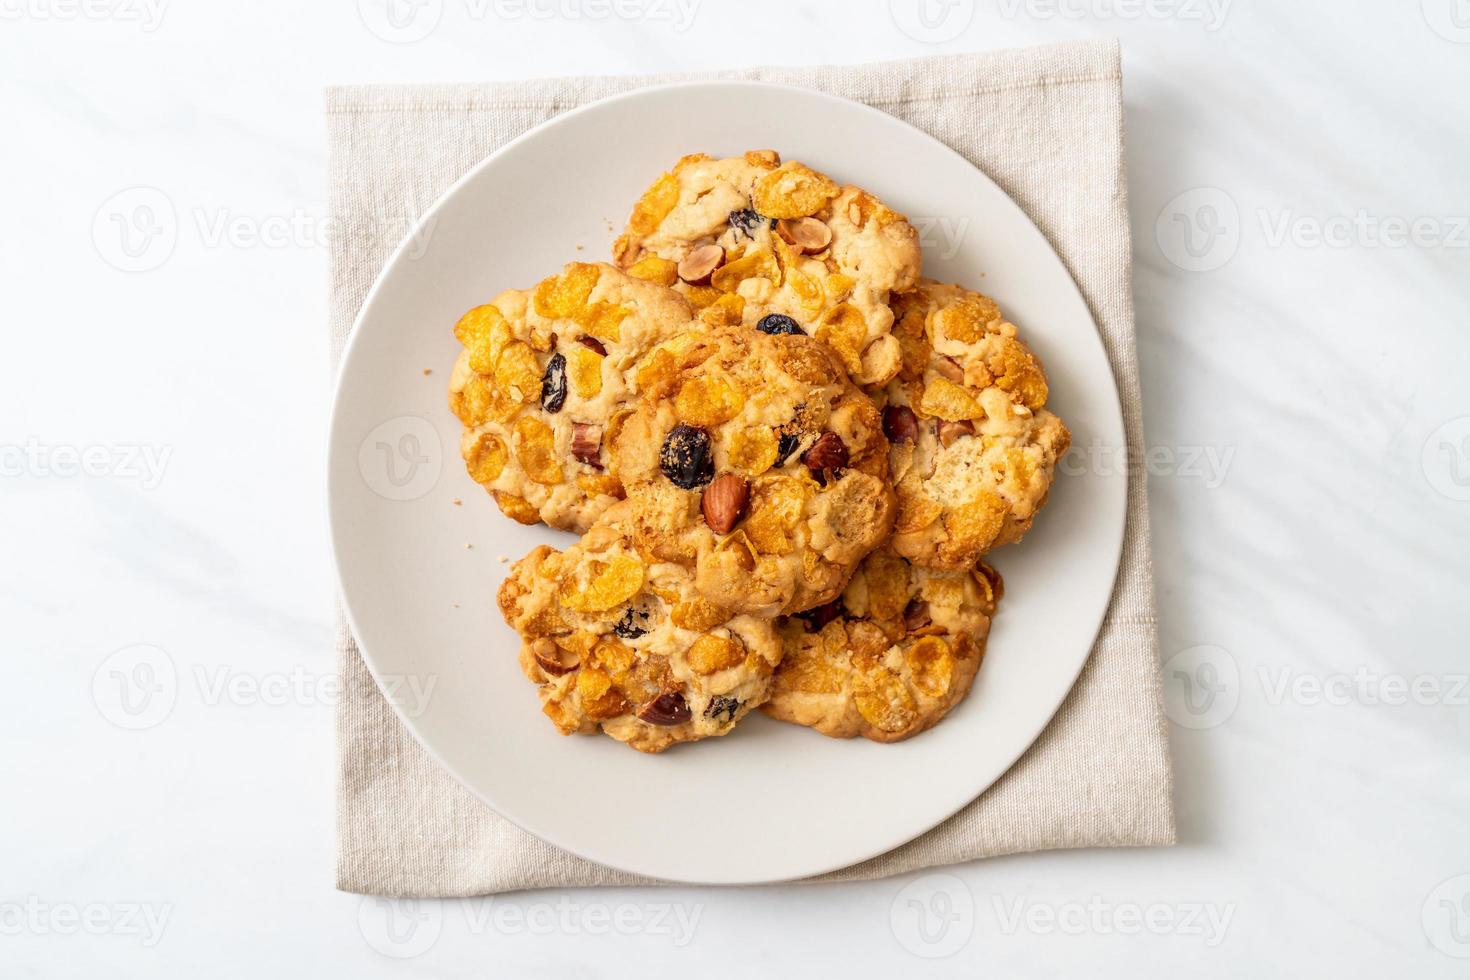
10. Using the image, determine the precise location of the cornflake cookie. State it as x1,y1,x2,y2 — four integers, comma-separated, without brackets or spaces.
878,282,1071,570
497,504,783,753
612,151,921,386
449,261,694,532
611,324,895,619
762,547,1002,743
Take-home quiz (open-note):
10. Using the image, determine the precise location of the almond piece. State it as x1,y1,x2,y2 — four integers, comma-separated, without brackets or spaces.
882,405,919,444
936,356,965,383
637,691,692,726
903,599,931,632
701,473,749,535
802,431,850,472
571,422,603,468
775,217,832,254
677,244,725,285
938,419,974,448
532,638,579,676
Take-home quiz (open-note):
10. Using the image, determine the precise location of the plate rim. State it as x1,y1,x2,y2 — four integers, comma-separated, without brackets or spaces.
327,78,1129,885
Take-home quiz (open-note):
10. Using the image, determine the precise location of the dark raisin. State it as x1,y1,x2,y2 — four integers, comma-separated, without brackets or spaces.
704,696,741,722
659,423,713,490
728,208,773,239
578,336,607,356
638,692,692,726
614,607,649,639
756,313,803,336
775,430,801,466
540,353,567,413
796,600,844,633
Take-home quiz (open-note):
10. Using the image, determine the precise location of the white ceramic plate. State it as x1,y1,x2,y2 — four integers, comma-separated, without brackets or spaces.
328,81,1126,885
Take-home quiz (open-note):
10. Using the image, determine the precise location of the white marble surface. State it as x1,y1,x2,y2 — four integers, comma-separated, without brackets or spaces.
3,1,1467,976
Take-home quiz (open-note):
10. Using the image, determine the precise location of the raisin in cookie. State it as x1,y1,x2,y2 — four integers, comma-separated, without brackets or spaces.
611,324,895,619
497,503,782,753
449,261,693,532
612,151,921,386
762,547,1002,743
878,281,1071,571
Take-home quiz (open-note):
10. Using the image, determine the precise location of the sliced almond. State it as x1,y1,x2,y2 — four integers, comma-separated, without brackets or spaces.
532,638,579,676
938,419,974,448
775,217,832,254
571,422,603,468
936,356,965,383
677,244,725,284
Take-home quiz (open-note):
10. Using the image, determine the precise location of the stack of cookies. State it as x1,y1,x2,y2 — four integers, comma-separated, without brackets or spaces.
449,150,1070,753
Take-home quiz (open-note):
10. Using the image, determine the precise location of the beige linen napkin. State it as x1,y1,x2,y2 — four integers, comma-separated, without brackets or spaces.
329,38,1174,897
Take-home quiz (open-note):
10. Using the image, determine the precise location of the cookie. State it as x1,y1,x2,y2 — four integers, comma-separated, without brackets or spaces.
612,151,921,386
497,503,783,753
878,282,1071,570
610,323,896,619
761,547,1002,743
448,261,693,532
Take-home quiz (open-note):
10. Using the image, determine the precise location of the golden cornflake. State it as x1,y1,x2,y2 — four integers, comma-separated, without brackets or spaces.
905,636,955,698
561,554,645,613
574,302,631,343
514,415,564,485
919,377,983,421
494,341,543,403
852,666,918,733
894,490,942,533
670,597,729,632
534,262,600,319
814,304,866,375
575,471,623,498
989,337,1048,409
628,172,679,235
752,162,839,219
464,433,508,483
725,426,779,478
688,633,745,675
493,491,540,525
576,667,631,720
625,254,678,286
675,374,744,427
711,248,780,293
567,345,604,399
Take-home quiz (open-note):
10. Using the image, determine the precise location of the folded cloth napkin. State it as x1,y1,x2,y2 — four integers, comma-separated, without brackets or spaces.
328,38,1174,897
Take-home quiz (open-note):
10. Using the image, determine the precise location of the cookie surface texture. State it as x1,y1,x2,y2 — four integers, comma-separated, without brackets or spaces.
612,151,921,386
